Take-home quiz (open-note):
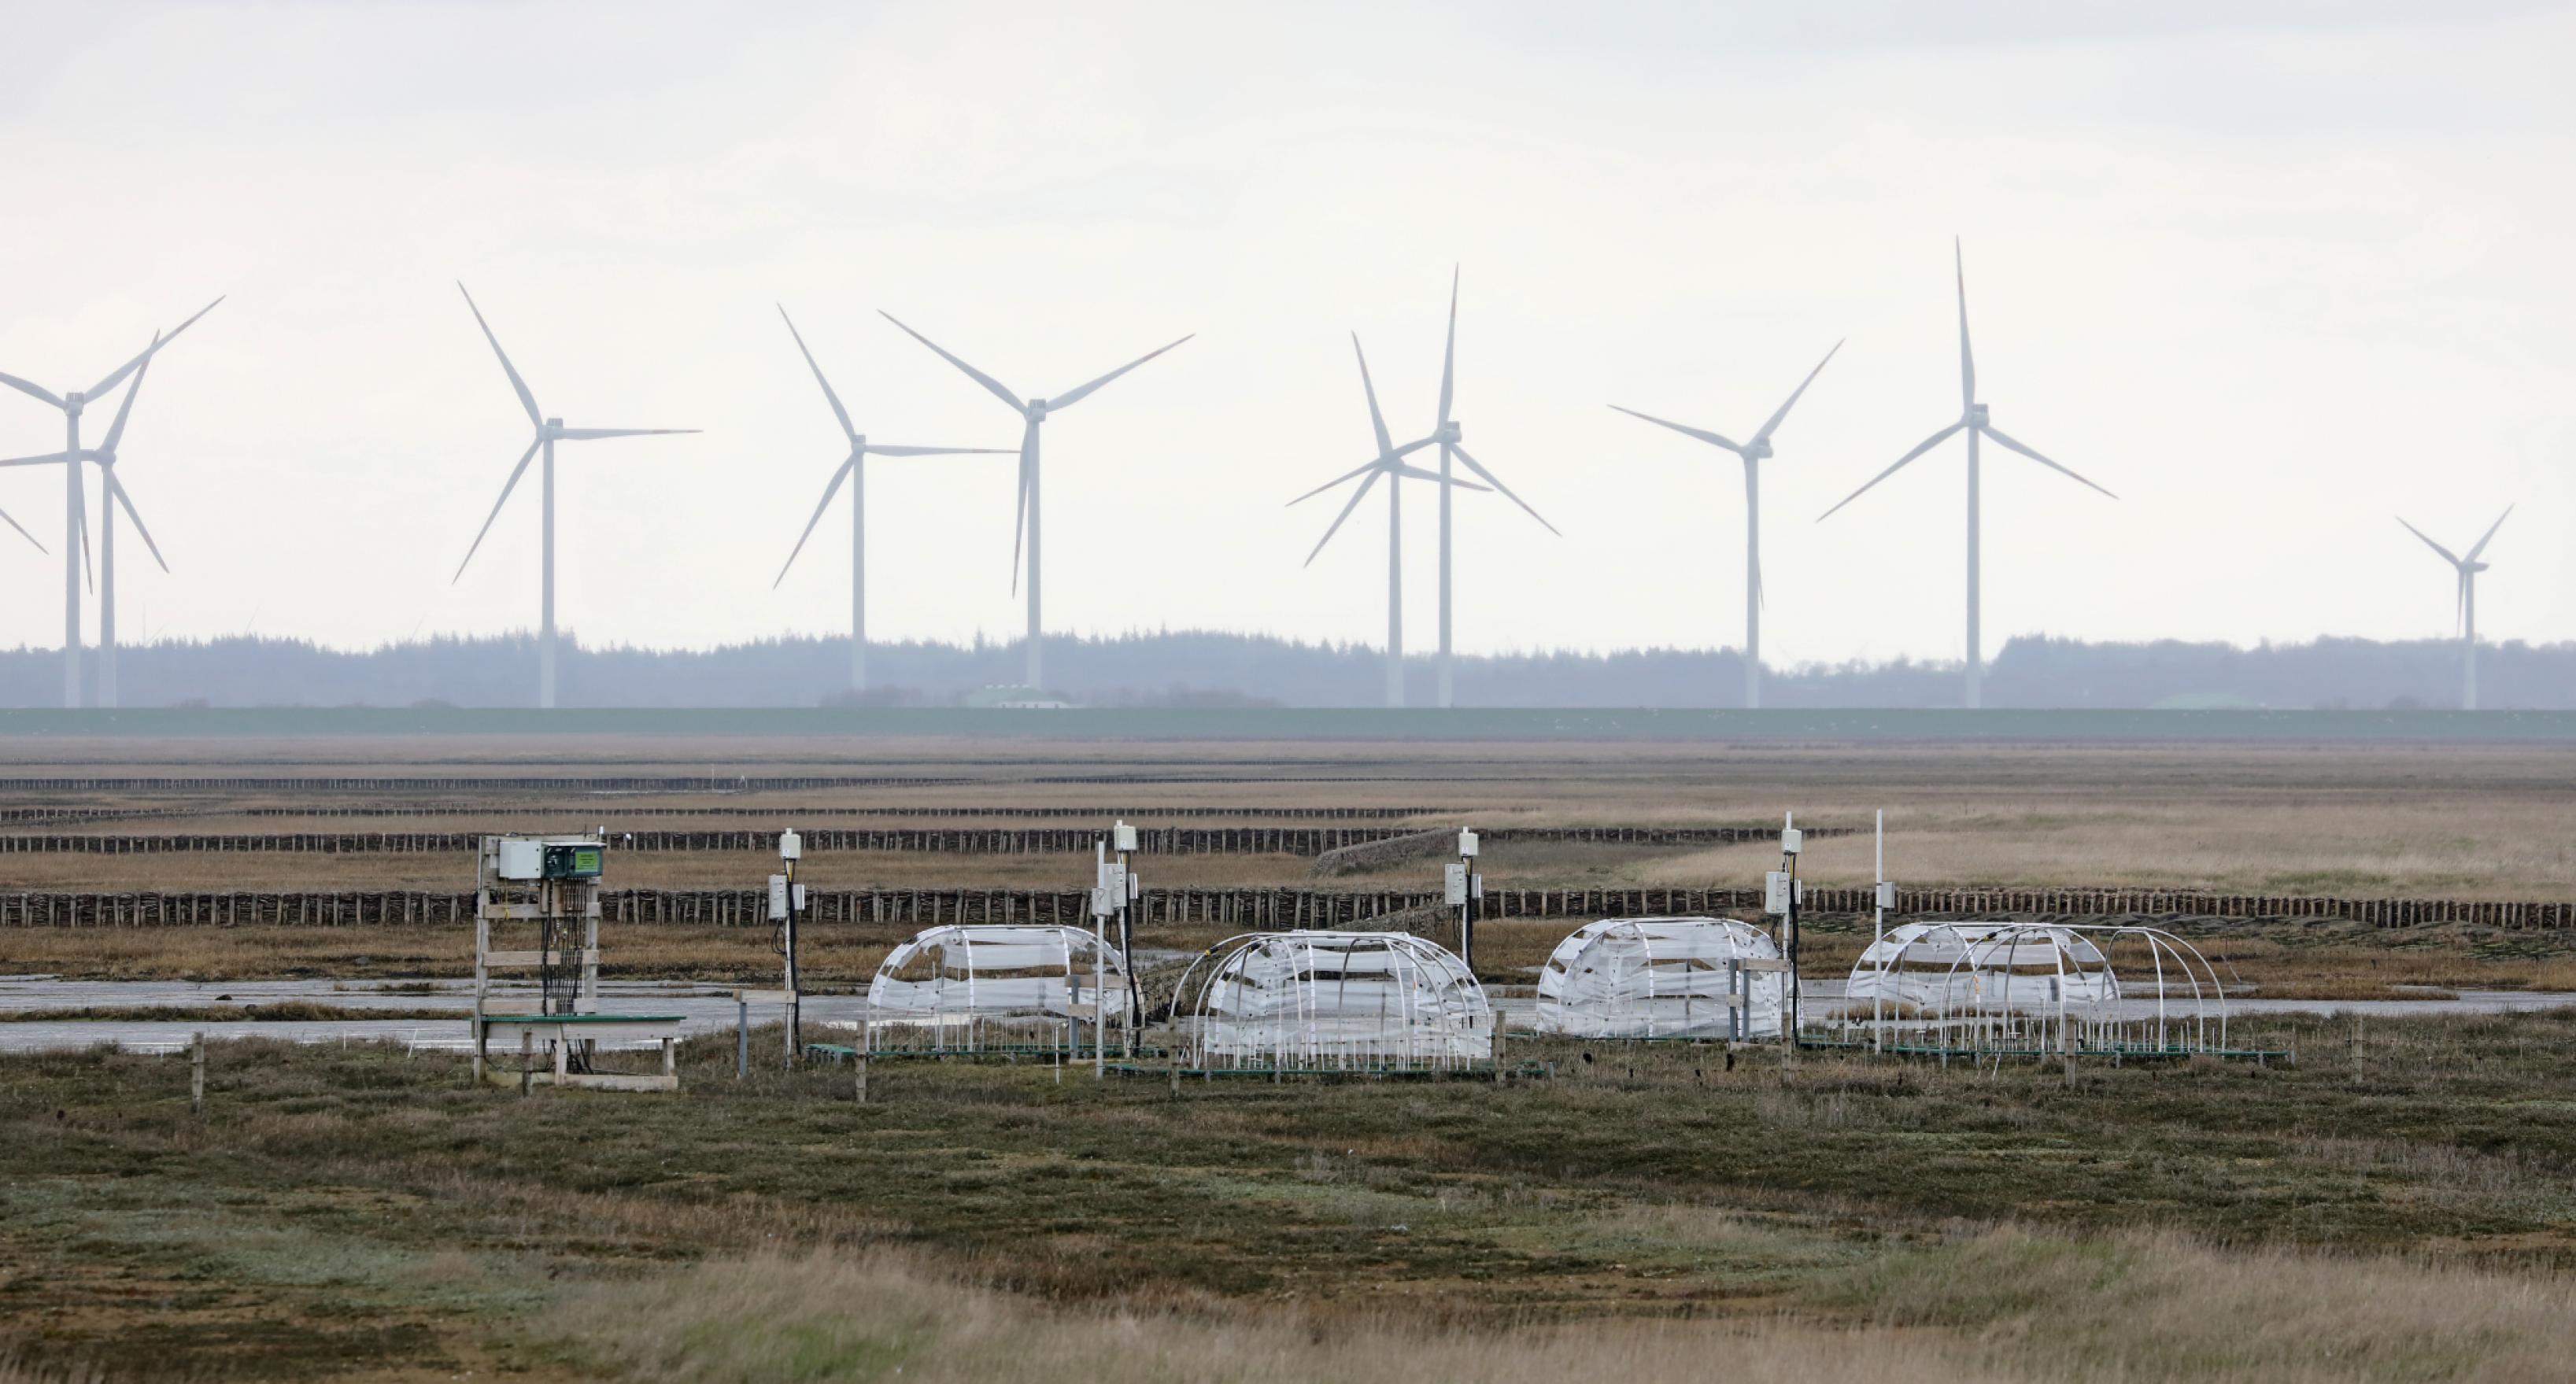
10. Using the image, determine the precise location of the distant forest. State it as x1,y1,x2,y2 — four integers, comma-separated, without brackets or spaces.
0,630,2565,710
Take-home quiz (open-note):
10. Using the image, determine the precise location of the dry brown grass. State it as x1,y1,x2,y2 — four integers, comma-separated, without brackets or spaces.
9,738,2575,898
560,1228,2576,1384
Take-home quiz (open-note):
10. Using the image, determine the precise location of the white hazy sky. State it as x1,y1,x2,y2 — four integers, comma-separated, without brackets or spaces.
2,1,2570,667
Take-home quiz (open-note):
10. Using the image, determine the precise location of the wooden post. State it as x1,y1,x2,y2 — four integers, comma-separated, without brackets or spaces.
519,1028,534,1098
190,1032,205,1115
1491,1013,1507,1086
854,1050,870,1105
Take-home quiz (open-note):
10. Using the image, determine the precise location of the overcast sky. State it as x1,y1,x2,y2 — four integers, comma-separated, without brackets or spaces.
2,1,2570,668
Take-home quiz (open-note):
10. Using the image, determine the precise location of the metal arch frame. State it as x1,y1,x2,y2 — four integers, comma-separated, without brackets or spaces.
1848,921,2229,1057
1171,930,1491,1073
866,922,1126,1055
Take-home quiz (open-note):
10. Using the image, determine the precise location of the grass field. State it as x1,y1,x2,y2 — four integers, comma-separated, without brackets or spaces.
7,738,2576,898
5,731,2574,1379
6,1009,2576,1382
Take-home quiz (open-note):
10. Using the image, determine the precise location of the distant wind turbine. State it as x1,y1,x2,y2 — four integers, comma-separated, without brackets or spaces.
1817,240,2115,708
2399,507,2511,711
879,312,1192,694
450,283,698,710
1424,270,1558,708
1612,338,1841,708
771,305,1013,696
1290,334,1490,708
0,296,222,707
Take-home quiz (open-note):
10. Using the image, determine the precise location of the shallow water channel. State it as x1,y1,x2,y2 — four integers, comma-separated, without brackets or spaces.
5,975,2571,1054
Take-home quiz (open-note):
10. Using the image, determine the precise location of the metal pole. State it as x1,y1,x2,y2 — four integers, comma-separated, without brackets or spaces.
540,429,558,710
785,854,801,1061
1873,809,1884,1054
101,461,118,709
1026,430,1043,691
865,451,875,696
737,998,749,1080
1964,428,1982,710
63,401,82,709
1744,459,1760,709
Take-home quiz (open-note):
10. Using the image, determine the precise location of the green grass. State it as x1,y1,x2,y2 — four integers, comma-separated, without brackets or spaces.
6,1011,2576,1379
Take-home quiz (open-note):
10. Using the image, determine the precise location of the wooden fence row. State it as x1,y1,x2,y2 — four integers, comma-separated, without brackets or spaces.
0,825,1802,857
0,803,1452,826
6,885,2568,930
0,770,1438,794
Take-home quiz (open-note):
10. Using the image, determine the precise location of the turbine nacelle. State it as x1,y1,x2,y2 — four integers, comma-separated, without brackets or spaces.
1026,397,1048,419
1965,402,1990,426
1435,420,1462,446
1741,437,1774,462
64,389,86,417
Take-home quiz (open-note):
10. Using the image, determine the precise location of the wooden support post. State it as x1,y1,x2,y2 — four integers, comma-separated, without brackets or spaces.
190,1031,205,1115
854,1050,870,1105
519,1028,534,1098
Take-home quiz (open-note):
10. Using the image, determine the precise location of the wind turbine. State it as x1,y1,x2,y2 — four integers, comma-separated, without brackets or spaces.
878,312,1191,695
0,297,221,707
450,283,697,710
771,305,1013,696
1290,334,1490,707
1611,338,1841,708
2399,507,2511,710
1817,240,2115,708
1424,269,1558,708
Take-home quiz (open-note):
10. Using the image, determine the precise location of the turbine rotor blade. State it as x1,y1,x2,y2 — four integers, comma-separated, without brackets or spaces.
1979,425,2116,500
1955,238,1975,408
0,504,42,552
1607,404,1742,454
457,283,543,428
0,451,85,470
1393,462,1489,491
2466,504,2514,561
1817,420,1966,522
777,304,858,442
1449,444,1559,537
862,444,1016,457
774,456,856,588
1047,334,1194,413
104,470,169,573
554,426,697,441
1303,467,1383,567
452,437,545,582
1352,334,1396,459
1437,266,1459,426
1288,457,1380,507
878,312,1025,413
83,295,223,400
2396,516,2460,567
0,371,65,409
98,330,159,456
1751,338,1844,446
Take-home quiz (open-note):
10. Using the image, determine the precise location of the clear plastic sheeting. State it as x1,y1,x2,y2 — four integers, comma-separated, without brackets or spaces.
1835,921,2230,1057
1847,923,2119,1009
1172,932,1492,1072
1534,917,1785,1039
865,924,1128,1054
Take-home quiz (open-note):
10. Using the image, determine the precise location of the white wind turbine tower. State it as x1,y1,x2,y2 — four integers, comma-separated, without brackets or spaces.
0,297,221,707
879,312,1192,695
1424,269,1558,708
450,284,697,710
771,305,1014,695
1291,334,1491,707
1611,339,1841,708
2399,507,2511,711
1817,241,2116,708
